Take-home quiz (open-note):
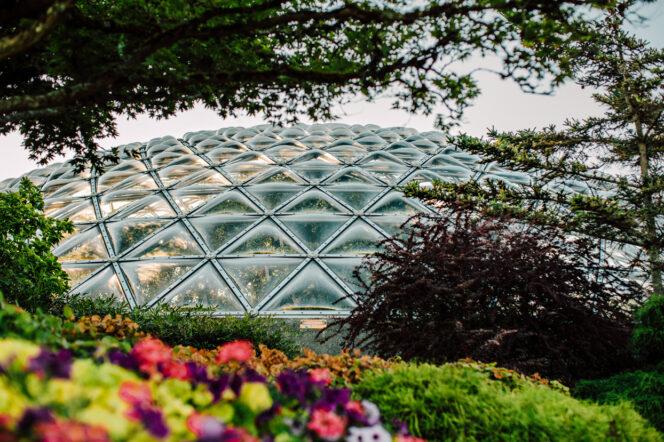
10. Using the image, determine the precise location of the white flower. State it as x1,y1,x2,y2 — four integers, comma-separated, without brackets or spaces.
418,181,434,190
361,400,381,425
346,425,391,442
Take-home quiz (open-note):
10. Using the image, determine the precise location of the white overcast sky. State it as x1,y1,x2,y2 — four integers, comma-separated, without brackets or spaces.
1,1,663,180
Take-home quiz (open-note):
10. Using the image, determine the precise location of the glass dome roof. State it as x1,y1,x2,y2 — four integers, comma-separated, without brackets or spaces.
0,123,533,317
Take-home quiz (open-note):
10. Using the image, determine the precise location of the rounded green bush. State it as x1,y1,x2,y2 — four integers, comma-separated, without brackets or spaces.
354,363,662,441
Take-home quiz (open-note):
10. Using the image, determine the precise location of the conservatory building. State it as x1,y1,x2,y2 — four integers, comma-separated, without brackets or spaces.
0,124,532,317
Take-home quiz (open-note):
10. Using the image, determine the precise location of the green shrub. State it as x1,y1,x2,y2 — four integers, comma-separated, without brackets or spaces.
575,370,664,432
354,363,661,441
59,296,300,357
633,295,664,364
0,178,73,311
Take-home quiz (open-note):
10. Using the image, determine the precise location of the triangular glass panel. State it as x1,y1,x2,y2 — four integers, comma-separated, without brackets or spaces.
69,266,125,301
326,185,383,211
399,170,443,185
264,144,307,162
224,163,272,183
299,135,334,148
249,167,306,184
222,219,304,255
262,262,354,311
47,180,91,199
127,223,203,258
358,151,406,166
383,147,426,164
120,259,198,305
281,215,350,252
246,184,304,210
100,190,153,217
361,162,408,184
367,192,424,216
165,263,244,311
51,199,97,223
291,163,338,182
322,258,368,293
108,173,157,192
170,187,229,213
194,190,261,215
106,219,169,254
280,189,350,214
54,227,108,262
207,146,249,164
112,194,176,219
290,150,340,165
322,219,385,255
158,165,201,186
220,257,303,307
175,169,231,188
324,167,384,185
324,145,368,163
246,134,280,150
366,215,411,239
190,215,258,251
62,262,105,288
354,135,386,149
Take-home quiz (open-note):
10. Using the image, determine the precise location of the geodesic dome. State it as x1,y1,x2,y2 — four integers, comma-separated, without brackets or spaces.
0,123,533,317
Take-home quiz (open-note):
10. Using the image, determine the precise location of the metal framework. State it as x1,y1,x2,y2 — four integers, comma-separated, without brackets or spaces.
0,123,536,318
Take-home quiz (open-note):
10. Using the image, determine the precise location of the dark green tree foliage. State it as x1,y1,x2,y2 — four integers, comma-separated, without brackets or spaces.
633,294,664,364
406,5,664,294
575,370,664,432
332,208,640,383
0,178,73,310
1,0,612,168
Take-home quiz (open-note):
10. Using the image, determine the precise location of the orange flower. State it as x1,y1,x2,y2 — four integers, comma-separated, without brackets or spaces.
216,340,254,364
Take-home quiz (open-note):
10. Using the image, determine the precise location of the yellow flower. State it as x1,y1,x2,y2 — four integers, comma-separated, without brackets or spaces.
0,339,39,367
239,382,273,414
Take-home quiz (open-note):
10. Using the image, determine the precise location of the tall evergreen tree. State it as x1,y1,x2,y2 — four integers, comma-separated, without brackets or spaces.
407,4,664,293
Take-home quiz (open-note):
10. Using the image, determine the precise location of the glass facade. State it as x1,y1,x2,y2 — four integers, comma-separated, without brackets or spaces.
0,123,534,317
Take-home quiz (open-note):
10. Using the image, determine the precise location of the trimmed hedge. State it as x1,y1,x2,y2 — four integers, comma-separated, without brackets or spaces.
575,370,664,432
633,295,664,364
354,363,662,441
54,297,301,357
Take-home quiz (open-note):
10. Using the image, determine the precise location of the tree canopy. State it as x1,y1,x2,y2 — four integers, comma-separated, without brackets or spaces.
1,0,614,168
406,4,664,293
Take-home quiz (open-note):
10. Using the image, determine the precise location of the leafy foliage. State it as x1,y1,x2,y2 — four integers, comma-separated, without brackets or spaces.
0,0,612,167
405,5,664,292
0,178,73,311
332,208,640,383
633,294,664,364
575,370,664,432
58,296,300,357
354,364,661,441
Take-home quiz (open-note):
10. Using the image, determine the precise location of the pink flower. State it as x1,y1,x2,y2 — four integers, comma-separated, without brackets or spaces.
161,360,189,380
307,409,347,441
131,338,172,375
215,340,254,364
309,368,333,385
345,400,364,416
395,436,427,442
118,381,152,407
186,413,224,438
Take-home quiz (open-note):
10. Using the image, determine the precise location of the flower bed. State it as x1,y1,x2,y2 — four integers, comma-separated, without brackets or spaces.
0,337,422,441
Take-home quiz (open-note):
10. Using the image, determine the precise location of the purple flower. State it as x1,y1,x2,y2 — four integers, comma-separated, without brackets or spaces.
17,407,53,435
207,374,230,402
243,368,266,383
186,362,209,385
276,370,312,404
134,404,169,439
314,387,351,411
28,348,72,379
108,349,139,371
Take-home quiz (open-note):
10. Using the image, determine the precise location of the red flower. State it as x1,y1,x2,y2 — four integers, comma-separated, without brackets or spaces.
36,421,110,442
161,360,189,380
118,381,152,407
307,409,347,441
215,340,254,364
345,400,364,416
309,368,333,385
131,338,172,375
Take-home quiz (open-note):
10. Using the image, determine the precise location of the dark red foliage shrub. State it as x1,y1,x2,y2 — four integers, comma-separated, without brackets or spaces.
333,207,643,384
